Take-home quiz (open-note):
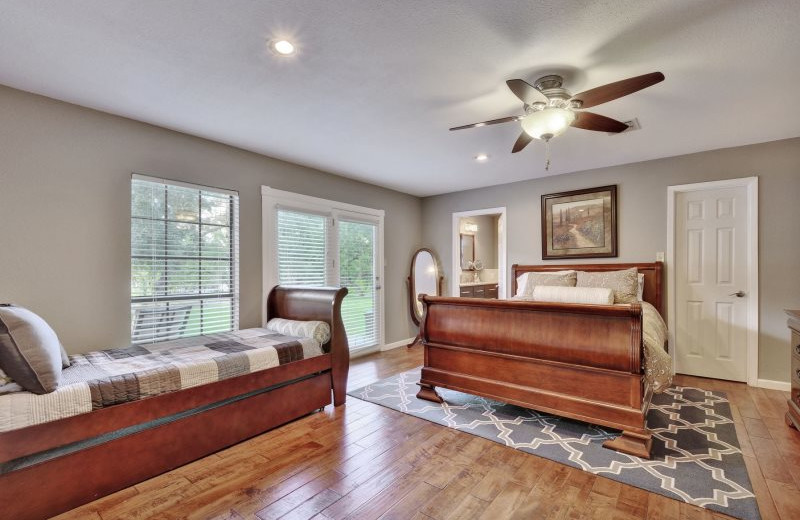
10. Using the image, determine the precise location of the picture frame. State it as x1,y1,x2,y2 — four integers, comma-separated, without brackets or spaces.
541,185,617,259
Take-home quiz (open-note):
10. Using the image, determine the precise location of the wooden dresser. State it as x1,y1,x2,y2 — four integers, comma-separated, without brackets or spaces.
786,310,800,431
459,283,499,299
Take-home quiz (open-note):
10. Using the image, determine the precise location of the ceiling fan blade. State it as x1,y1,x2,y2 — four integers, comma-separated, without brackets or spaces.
506,79,549,105
511,131,533,153
449,115,521,131
570,72,665,109
571,111,630,133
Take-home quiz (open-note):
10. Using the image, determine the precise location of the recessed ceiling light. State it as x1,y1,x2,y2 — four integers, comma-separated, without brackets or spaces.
270,39,296,56
475,154,489,162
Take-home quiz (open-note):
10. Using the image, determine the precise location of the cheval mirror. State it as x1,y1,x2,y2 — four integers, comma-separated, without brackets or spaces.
407,248,443,346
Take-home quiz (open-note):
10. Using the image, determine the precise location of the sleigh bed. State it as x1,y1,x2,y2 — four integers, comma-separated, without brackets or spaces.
0,285,349,520
416,262,664,459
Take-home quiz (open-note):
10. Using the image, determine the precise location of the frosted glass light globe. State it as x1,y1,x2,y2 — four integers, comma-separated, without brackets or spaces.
521,108,576,140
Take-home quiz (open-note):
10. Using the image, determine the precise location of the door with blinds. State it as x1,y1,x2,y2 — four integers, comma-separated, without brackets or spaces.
273,204,383,351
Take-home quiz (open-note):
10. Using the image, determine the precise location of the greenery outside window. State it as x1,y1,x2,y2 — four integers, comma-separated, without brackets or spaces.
131,175,239,344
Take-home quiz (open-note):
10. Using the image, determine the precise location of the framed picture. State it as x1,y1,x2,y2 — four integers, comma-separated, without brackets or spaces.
541,185,617,259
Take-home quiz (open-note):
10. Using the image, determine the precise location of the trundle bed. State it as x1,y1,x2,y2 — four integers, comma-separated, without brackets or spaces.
416,262,664,459
0,285,349,520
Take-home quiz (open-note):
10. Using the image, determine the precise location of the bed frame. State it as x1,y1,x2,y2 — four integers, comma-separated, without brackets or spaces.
416,262,663,459
0,285,349,520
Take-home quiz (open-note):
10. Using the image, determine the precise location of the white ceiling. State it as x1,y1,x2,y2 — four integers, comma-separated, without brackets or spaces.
1,1,798,197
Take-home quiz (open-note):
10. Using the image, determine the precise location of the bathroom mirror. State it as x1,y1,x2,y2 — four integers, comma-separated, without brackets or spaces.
460,233,475,270
408,248,443,326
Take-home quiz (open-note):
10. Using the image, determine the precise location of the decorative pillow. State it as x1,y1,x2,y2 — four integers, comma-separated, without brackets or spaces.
516,270,576,297
0,305,63,394
576,268,639,304
531,285,614,305
266,318,331,344
520,271,577,297
637,273,645,301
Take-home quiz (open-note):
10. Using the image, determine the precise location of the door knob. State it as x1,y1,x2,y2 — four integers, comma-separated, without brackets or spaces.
729,291,746,297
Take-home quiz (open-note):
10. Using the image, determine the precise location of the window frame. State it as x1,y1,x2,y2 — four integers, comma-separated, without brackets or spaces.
131,173,240,343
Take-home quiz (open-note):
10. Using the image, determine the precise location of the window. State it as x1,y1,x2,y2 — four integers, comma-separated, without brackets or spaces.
263,188,384,352
131,175,239,344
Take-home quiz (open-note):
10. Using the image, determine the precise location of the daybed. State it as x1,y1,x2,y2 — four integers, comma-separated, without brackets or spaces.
0,285,348,520
416,262,665,459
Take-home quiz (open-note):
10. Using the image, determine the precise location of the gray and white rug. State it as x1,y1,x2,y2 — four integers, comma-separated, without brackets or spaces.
349,369,760,520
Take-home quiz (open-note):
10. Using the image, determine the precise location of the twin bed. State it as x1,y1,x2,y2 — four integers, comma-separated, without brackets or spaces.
416,262,667,459
0,285,349,520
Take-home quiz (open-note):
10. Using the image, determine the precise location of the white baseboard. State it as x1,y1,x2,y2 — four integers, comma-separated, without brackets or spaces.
756,378,791,392
380,337,415,352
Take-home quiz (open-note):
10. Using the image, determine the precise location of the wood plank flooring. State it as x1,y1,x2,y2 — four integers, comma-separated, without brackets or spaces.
56,345,800,520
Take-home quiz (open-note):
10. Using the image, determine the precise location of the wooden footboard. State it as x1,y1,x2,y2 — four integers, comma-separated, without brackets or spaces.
416,262,662,459
0,285,349,520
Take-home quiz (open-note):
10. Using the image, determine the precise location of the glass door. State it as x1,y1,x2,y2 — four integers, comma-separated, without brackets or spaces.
337,218,380,349
273,203,383,351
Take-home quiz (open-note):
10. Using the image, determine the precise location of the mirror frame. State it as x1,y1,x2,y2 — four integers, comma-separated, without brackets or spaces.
407,247,443,326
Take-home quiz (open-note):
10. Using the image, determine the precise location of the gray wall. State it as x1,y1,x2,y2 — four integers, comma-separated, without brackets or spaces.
0,85,422,353
422,138,800,383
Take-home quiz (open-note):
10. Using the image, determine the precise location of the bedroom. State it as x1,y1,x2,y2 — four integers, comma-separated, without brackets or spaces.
0,1,799,519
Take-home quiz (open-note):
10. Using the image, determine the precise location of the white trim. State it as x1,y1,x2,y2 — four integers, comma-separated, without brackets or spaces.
666,176,759,386
261,187,386,350
380,337,416,352
261,186,385,218
451,207,508,298
349,345,379,359
132,173,238,196
756,379,791,392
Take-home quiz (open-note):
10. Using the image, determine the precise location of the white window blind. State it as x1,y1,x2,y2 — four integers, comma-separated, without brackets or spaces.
276,208,330,286
131,175,239,344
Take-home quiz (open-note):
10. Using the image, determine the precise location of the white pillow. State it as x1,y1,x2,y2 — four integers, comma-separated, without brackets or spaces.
265,318,331,344
531,285,614,305
637,273,645,301
515,270,576,297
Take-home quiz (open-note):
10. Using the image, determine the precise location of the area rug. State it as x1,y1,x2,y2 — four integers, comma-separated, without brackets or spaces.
349,368,760,520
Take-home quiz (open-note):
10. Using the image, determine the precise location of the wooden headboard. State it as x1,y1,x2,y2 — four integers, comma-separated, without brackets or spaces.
511,262,664,315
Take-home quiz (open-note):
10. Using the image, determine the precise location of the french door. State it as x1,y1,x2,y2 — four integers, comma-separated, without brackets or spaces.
264,188,384,352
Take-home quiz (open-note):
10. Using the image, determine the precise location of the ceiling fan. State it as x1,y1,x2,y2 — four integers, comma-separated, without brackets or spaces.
450,71,665,165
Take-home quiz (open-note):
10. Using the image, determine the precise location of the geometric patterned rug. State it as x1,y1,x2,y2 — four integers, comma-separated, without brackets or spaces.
349,368,760,520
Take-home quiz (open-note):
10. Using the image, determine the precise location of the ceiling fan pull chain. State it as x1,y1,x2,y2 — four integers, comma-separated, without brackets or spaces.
545,138,551,171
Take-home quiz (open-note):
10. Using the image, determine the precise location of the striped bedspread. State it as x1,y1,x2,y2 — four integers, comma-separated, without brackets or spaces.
0,328,324,432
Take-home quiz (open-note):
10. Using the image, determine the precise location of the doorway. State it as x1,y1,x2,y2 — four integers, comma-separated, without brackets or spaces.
667,177,758,384
451,207,507,298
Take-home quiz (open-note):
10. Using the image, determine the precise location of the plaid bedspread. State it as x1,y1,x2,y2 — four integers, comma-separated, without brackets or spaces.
0,328,323,432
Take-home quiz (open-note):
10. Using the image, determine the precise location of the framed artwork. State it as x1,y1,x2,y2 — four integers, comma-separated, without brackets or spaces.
541,185,617,259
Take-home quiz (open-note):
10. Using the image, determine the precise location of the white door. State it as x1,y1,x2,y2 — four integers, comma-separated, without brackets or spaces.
674,185,752,381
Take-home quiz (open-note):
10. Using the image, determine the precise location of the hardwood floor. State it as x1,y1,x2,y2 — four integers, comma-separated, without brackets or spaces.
55,345,800,520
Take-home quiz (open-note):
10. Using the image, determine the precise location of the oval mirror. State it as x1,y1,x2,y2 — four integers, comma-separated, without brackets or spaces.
408,248,442,326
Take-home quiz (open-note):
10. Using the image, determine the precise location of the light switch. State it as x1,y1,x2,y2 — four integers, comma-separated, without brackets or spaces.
656,251,665,262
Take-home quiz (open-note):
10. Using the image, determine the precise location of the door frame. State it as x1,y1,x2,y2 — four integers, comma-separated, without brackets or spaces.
451,207,508,298
666,176,759,386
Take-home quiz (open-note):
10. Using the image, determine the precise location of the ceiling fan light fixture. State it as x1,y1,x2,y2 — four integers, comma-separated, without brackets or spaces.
269,39,296,56
521,107,576,140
